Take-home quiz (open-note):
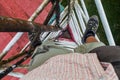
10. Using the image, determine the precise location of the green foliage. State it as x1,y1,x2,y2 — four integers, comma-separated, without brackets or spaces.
84,0,120,45
84,0,108,45
62,0,120,45
101,0,120,45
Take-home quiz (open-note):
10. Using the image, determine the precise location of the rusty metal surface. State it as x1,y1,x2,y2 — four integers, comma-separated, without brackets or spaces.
0,16,60,32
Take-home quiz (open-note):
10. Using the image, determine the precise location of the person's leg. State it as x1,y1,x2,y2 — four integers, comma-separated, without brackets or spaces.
86,36,98,43
75,15,105,53
82,15,99,43
82,15,120,78
90,46,120,79
29,40,73,71
112,61,120,79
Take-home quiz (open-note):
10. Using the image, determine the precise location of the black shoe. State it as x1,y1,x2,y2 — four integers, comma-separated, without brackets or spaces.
82,15,99,43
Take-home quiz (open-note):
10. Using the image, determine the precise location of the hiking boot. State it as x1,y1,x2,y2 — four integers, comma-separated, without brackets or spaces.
82,15,99,43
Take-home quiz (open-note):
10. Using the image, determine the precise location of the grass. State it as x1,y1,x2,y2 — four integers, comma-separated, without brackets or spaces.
85,0,120,45
62,0,120,45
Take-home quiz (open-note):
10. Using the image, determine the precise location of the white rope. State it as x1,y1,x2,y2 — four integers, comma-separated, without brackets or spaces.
71,11,83,45
75,1,100,42
75,1,88,23
80,0,89,20
74,2,86,33
40,5,70,41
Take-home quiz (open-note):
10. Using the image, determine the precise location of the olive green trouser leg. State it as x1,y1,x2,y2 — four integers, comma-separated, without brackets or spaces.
74,42,105,53
29,40,72,71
